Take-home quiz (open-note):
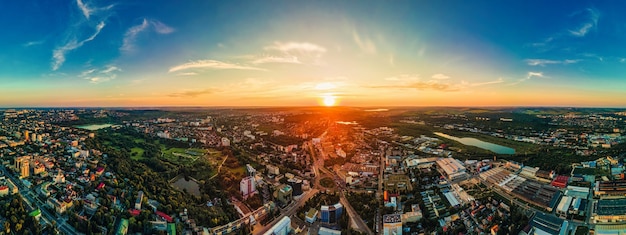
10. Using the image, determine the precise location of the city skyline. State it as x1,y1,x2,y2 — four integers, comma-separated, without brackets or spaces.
2,1,626,107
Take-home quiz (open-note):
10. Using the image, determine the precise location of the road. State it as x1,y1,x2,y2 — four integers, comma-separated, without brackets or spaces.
0,166,79,235
253,188,319,235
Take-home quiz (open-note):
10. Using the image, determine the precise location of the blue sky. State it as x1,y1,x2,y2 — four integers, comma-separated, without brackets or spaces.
1,0,626,107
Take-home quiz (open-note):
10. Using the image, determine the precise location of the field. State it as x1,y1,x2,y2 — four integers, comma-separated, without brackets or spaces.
130,147,145,160
161,147,209,165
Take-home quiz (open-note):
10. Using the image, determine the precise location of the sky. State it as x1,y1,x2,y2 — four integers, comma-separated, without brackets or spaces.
2,0,626,107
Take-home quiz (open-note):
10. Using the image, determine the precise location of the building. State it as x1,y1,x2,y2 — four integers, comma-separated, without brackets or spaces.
263,216,291,235
383,214,402,235
593,198,626,223
520,166,539,179
402,204,423,224
240,176,257,199
594,179,626,198
319,227,342,235
221,137,230,147
20,159,30,178
305,208,318,223
23,130,29,141
135,191,144,210
47,197,67,214
320,203,343,224
287,178,303,196
529,212,564,235
551,175,569,188
436,158,468,181
275,184,292,205
0,185,8,196
246,164,256,176
266,165,280,175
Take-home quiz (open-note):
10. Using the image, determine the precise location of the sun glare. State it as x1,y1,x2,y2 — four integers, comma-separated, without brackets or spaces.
322,96,336,106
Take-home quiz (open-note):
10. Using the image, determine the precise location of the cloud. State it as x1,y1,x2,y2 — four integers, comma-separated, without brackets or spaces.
168,88,218,98
432,74,450,80
79,65,121,83
252,56,301,64
352,30,377,54
385,74,420,82
569,8,600,37
264,42,326,54
469,78,504,87
52,21,106,71
620,58,626,63
177,72,198,76
168,60,266,72
121,18,174,52
510,72,546,86
23,40,45,47
370,80,460,92
525,59,580,66
76,0,91,19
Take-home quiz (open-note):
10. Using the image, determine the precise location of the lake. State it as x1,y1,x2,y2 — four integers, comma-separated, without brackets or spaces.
75,124,113,130
434,132,516,154
171,177,201,196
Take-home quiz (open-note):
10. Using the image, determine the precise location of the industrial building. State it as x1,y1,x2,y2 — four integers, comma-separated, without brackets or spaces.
436,158,468,181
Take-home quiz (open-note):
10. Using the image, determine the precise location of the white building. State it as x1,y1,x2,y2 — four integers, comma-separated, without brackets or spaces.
436,158,468,181
221,137,230,147
240,176,257,199
263,216,291,235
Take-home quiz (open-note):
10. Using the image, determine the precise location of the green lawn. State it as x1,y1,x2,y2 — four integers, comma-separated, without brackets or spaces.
161,147,209,165
130,147,145,160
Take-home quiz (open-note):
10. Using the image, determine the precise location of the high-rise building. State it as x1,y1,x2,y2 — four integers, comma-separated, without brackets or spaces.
240,176,257,199
20,160,30,178
320,203,343,224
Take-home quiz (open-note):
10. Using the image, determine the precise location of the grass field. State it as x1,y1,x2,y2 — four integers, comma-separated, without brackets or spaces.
130,147,145,160
161,147,208,165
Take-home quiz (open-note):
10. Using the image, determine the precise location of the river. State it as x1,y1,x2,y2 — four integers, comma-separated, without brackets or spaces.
434,132,515,154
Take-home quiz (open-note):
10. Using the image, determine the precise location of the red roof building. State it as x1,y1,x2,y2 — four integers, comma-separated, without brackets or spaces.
129,209,141,216
96,182,105,191
155,211,173,222
551,175,569,188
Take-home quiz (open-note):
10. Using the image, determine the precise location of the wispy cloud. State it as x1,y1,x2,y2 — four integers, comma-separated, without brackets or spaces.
79,65,121,83
23,40,45,47
168,60,266,72
510,72,546,86
252,56,301,64
569,8,600,37
177,72,198,76
264,42,326,54
384,74,420,82
121,18,174,52
525,59,580,66
168,88,218,98
352,30,377,54
263,41,326,64
76,0,91,19
432,74,450,80
52,21,106,71
370,81,460,92
468,78,504,87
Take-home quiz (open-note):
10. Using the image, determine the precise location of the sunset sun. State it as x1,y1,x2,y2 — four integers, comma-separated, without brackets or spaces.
322,96,336,106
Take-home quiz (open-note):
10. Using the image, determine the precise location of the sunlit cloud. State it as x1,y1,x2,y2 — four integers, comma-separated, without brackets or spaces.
264,42,326,54
252,56,301,64
121,18,174,52
352,30,377,54
177,72,198,76
526,59,580,66
314,82,337,90
432,74,450,80
168,88,219,98
52,21,106,71
168,60,266,72
385,74,420,82
79,65,121,84
509,72,546,86
569,8,600,37
370,80,460,92
468,78,504,87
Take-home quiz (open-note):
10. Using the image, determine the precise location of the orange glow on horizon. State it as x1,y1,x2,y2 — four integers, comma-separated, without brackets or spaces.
322,95,337,106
